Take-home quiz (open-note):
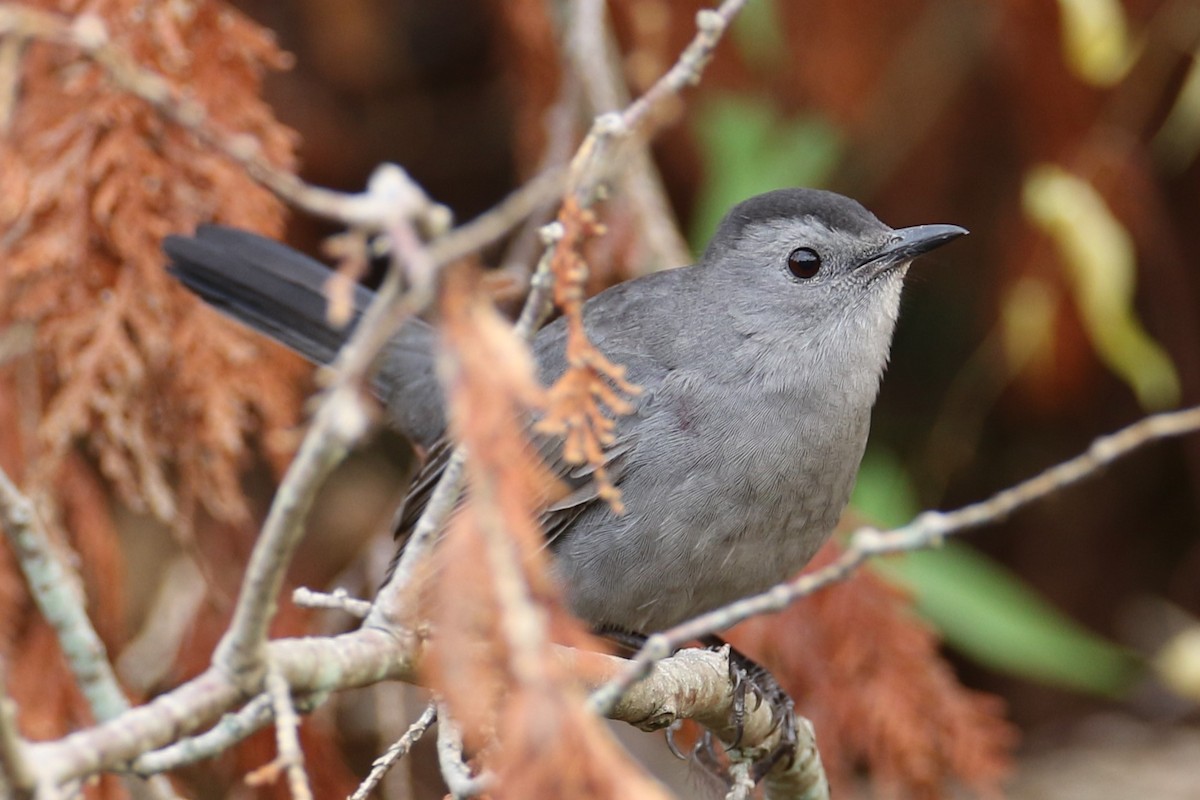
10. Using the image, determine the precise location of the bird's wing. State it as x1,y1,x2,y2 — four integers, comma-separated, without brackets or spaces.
389,264,688,562
390,412,642,554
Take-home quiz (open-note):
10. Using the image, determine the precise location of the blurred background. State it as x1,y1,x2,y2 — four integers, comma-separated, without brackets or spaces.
4,0,1200,797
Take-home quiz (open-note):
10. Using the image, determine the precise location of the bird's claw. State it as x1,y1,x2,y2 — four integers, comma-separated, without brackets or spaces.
664,721,688,760
710,637,801,781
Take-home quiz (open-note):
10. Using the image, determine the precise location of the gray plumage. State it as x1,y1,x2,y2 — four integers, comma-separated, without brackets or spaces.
164,188,965,633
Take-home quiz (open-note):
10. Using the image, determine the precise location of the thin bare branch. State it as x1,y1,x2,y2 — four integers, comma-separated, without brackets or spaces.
31,627,419,786
0,466,184,798
264,664,312,800
430,167,566,266
291,587,372,619
212,386,368,680
368,448,468,627
0,466,128,720
565,0,749,205
132,695,272,776
568,0,692,268
436,710,493,800
349,701,437,800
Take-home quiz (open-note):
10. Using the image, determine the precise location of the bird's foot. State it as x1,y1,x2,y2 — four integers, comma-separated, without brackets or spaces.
702,635,800,782
596,628,800,782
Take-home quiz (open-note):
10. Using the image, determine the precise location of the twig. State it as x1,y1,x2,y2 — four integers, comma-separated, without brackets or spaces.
32,613,827,792
264,664,312,800
0,466,128,721
436,710,492,800
725,760,755,800
367,448,469,627
131,695,273,776
568,0,692,268
564,0,749,205
0,466,184,798
591,405,1200,715
429,167,565,267
212,385,367,680
349,701,437,800
291,587,372,619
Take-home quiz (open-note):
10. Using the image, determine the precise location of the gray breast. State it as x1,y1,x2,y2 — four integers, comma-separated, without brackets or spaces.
553,365,872,632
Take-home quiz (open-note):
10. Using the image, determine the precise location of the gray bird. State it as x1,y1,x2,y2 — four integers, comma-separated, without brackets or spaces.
164,188,965,634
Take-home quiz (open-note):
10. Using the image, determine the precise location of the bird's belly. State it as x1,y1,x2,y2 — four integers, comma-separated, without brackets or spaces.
556,400,869,632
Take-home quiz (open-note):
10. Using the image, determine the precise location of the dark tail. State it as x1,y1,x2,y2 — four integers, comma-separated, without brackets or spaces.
164,225,445,448
164,225,373,365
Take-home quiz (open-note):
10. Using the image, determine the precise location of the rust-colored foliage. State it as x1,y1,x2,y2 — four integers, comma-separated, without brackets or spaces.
425,266,669,799
0,0,307,532
0,0,311,776
536,198,641,512
728,543,1017,799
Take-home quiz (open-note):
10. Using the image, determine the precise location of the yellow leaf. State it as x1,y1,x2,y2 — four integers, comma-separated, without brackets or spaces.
1022,165,1180,410
1055,0,1134,86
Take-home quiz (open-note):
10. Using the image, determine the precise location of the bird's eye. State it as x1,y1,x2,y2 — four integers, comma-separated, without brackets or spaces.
787,247,821,279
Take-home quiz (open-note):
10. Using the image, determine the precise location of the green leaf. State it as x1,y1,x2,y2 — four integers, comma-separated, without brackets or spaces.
690,95,842,251
853,450,1142,697
877,545,1140,697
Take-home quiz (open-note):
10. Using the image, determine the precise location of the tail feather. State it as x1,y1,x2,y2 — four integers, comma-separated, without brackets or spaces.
164,225,371,365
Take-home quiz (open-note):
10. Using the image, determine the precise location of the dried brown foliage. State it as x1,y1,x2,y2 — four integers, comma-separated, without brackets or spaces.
0,0,306,533
728,542,1017,799
425,266,669,799
536,198,641,512
0,0,311,772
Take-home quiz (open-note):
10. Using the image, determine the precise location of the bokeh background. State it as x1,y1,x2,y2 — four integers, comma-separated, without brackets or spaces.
3,0,1200,797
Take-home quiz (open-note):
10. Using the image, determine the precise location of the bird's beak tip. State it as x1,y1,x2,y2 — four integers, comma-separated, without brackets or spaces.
882,223,969,261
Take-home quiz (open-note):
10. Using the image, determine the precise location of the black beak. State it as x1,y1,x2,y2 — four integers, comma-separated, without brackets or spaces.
859,224,968,269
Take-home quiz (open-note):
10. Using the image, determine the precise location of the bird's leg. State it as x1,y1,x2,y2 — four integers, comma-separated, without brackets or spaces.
597,627,654,655
699,634,799,780
596,628,799,780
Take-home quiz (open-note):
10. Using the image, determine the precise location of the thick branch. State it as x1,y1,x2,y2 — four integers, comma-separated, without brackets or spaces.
28,627,419,786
